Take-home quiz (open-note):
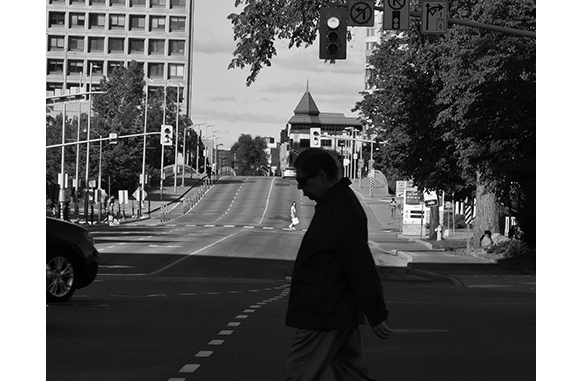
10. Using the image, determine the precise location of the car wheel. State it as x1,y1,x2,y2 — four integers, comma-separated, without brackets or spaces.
46,250,78,303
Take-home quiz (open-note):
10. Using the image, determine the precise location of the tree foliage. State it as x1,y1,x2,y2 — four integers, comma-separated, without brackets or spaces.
228,0,331,86
230,134,270,175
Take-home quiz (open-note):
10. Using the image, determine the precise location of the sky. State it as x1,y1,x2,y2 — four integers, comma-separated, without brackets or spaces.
191,0,370,149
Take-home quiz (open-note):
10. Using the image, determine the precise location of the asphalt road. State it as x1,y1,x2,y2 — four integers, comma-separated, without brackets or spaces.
46,176,535,381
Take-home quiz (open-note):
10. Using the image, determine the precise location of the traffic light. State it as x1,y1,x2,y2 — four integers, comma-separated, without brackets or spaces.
310,127,322,148
319,5,347,60
161,125,173,146
109,132,118,144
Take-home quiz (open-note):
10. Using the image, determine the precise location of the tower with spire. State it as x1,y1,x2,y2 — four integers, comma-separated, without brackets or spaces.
280,82,363,169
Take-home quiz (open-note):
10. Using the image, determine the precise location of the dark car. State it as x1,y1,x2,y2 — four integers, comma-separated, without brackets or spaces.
46,217,99,302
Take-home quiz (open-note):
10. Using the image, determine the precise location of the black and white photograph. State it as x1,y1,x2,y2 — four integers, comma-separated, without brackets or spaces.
3,0,549,379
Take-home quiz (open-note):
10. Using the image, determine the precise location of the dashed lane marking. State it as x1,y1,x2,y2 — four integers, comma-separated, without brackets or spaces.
170,284,290,380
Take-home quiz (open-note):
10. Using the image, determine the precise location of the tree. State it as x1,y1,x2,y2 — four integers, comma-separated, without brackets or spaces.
230,134,269,175
90,61,197,194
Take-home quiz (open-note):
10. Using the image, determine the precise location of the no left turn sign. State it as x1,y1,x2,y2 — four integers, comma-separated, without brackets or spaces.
348,0,375,27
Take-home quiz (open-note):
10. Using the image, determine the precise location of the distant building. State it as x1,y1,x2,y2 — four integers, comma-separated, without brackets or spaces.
280,86,363,177
46,0,194,115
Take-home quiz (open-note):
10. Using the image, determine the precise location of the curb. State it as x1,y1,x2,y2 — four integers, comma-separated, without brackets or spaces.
383,249,464,287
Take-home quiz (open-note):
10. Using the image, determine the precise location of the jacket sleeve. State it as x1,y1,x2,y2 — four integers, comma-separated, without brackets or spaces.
331,200,388,325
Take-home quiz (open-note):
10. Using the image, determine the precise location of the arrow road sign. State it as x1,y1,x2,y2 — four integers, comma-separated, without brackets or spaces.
348,0,374,27
421,1,448,34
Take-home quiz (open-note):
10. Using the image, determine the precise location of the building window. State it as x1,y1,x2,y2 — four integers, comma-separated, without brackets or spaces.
168,63,184,79
47,59,64,75
69,13,86,28
90,0,105,4
68,36,85,51
170,0,184,8
48,36,65,51
47,83,63,93
109,14,126,29
130,15,146,30
89,13,106,28
70,0,85,4
49,12,66,27
151,0,166,7
110,0,126,5
149,16,166,31
148,63,164,78
149,39,165,55
170,16,185,31
131,0,146,6
108,61,124,74
108,37,125,53
68,60,85,74
169,40,185,55
128,38,145,53
89,37,105,52
88,61,104,74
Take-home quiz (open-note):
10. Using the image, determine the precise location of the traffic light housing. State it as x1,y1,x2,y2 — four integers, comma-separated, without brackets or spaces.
161,125,173,146
310,127,322,148
319,5,347,60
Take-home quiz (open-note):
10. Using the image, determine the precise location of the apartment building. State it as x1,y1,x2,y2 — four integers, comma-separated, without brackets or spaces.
46,0,194,114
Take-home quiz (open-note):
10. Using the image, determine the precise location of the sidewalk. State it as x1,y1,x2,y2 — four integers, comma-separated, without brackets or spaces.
348,178,497,285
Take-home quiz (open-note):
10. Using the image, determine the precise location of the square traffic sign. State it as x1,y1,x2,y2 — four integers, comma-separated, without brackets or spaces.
348,0,375,27
383,0,409,30
421,1,449,34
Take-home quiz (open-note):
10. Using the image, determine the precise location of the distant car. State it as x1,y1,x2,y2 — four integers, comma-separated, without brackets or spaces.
46,217,99,302
283,167,297,179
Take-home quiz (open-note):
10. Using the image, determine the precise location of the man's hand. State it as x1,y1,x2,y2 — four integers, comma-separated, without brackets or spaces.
371,321,393,339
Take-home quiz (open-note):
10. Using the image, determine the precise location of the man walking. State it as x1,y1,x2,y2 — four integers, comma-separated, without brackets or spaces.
285,148,393,381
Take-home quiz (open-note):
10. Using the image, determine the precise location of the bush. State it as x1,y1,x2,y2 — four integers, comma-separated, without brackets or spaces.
486,239,535,259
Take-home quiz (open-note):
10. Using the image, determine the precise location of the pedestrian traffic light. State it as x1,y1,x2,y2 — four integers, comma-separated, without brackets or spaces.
310,127,322,148
319,5,347,60
161,125,173,146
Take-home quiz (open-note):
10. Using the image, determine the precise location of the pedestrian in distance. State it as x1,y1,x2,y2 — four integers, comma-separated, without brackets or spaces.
288,201,298,230
389,197,398,219
285,148,393,381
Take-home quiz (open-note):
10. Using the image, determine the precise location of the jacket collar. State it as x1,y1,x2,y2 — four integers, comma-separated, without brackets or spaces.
315,177,352,211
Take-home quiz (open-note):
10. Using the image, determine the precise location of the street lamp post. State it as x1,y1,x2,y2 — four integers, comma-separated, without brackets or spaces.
160,81,168,199
139,78,150,218
173,82,182,193
203,124,214,173
74,72,83,219
84,62,98,223
193,123,206,173
181,126,194,186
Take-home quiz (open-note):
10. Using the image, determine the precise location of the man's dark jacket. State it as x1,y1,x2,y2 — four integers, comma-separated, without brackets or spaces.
286,178,388,330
